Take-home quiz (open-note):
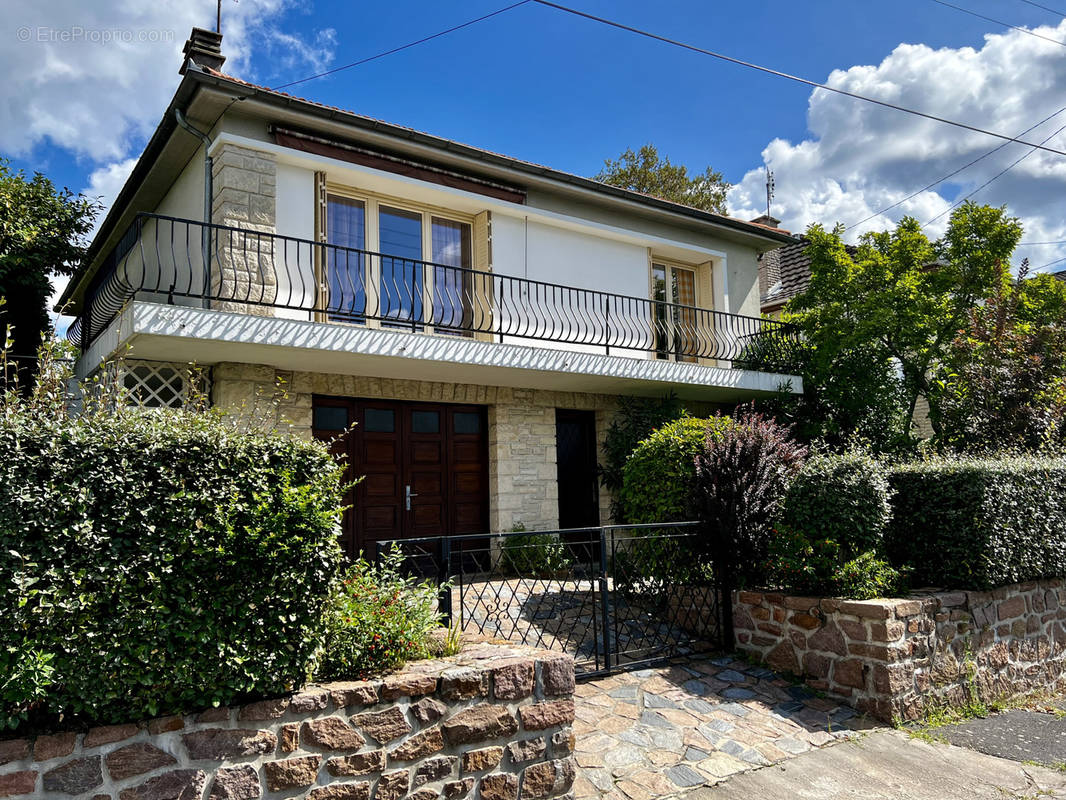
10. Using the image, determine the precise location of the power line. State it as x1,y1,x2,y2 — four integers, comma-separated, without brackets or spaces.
1014,0,1066,19
1037,254,1066,270
271,1,531,90
1018,239,1066,245
530,0,1066,158
845,104,1066,231
929,0,1066,47
925,118,1066,225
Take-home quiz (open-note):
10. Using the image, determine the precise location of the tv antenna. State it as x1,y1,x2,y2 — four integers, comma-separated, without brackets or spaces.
765,167,775,219
217,0,238,34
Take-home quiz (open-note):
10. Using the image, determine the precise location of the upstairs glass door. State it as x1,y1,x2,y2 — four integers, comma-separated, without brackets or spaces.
431,217,473,334
379,205,424,327
652,262,698,362
325,195,366,321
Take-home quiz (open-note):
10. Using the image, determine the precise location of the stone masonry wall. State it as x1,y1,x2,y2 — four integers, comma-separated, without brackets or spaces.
0,643,576,800
733,580,1066,722
210,142,278,314
210,364,620,530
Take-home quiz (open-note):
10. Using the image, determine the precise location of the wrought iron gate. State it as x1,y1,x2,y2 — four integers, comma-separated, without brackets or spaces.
377,522,729,678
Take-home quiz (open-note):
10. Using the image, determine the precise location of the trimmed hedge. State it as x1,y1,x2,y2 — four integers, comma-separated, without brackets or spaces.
885,457,1066,588
0,410,344,726
768,453,902,600
620,416,728,524
780,452,893,560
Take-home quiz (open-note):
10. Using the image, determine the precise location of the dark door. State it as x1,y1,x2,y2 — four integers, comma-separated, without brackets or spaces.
312,397,489,557
555,409,600,529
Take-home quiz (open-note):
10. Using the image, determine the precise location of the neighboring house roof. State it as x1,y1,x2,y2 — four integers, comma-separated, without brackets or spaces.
1054,268,1066,282
62,40,795,310
759,238,813,313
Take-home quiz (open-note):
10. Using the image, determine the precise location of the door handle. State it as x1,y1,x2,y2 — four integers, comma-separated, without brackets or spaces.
405,484,418,511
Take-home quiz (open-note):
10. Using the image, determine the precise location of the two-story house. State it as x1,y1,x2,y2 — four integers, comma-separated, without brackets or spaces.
60,29,802,557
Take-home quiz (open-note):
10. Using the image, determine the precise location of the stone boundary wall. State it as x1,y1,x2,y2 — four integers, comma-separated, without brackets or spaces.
733,580,1066,722
0,644,576,800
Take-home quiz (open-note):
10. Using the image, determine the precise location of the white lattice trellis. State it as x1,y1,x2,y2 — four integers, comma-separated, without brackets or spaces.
119,361,209,408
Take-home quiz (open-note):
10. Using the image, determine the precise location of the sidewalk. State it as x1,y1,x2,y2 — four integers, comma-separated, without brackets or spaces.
689,728,1066,800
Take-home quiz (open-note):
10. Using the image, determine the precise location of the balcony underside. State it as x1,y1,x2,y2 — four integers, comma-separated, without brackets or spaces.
81,302,803,402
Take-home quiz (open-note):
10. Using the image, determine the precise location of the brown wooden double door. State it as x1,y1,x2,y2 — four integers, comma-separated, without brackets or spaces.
312,397,489,557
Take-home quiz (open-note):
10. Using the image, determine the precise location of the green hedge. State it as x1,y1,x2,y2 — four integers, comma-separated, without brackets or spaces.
885,457,1066,588
780,452,892,560
0,411,344,727
620,416,728,524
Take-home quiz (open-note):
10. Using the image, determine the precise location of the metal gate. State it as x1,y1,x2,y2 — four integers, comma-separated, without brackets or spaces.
377,522,729,678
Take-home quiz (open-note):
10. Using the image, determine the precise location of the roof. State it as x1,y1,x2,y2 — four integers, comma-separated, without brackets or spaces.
759,238,813,311
63,63,796,309
1054,268,1066,282
199,67,795,238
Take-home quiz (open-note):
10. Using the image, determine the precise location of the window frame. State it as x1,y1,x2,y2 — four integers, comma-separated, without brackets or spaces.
649,257,703,362
323,184,476,333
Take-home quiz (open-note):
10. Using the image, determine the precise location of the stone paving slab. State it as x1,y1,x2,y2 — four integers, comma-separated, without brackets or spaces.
938,708,1066,769
573,656,873,800
689,729,1066,800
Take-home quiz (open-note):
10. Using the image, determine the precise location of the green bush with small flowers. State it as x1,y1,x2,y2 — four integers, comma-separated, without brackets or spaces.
316,546,444,680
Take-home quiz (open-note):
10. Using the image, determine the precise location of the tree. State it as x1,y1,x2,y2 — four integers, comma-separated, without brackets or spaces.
775,202,1021,450
935,263,1066,452
0,161,98,390
594,145,730,215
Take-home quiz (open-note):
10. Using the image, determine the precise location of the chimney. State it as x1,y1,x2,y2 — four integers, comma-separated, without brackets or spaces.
749,214,783,230
179,27,225,75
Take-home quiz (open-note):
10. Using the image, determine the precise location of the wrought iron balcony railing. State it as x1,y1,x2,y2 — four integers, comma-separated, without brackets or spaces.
69,213,797,371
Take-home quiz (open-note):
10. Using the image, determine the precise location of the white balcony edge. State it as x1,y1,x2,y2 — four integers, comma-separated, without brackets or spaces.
77,302,803,400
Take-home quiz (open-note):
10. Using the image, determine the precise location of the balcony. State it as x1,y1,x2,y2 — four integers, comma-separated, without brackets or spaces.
69,214,800,396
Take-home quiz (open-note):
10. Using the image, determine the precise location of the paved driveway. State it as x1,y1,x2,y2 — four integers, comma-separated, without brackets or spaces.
572,656,869,800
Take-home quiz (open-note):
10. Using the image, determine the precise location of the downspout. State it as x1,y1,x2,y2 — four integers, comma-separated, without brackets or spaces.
174,108,213,309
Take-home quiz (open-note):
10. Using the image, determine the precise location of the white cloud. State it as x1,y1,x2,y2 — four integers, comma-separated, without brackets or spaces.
2,0,337,163
727,20,1066,274
82,157,138,235
5,1,336,329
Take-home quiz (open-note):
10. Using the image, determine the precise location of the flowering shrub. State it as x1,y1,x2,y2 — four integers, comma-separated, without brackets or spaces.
767,527,906,600
317,547,443,680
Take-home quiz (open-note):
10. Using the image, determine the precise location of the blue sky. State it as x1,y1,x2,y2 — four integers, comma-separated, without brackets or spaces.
5,0,1066,275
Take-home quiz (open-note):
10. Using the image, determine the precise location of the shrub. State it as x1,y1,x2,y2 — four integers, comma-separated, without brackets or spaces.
693,410,807,585
0,349,345,726
611,531,711,598
768,453,902,599
780,452,893,560
600,393,686,518
318,547,442,680
620,416,728,524
500,528,574,577
885,456,1066,588
767,527,906,600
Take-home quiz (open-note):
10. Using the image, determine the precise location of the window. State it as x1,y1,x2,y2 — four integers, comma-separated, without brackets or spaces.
431,217,473,333
323,189,474,333
652,261,699,362
379,205,424,326
325,195,366,321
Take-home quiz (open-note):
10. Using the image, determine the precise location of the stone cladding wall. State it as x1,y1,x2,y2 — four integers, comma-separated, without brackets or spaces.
210,142,278,314
733,580,1066,722
209,364,621,530
0,644,576,800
